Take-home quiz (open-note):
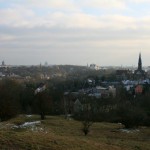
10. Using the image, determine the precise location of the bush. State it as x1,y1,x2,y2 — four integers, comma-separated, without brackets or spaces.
117,105,146,128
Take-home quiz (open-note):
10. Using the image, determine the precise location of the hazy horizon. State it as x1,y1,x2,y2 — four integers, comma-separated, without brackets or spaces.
0,0,150,66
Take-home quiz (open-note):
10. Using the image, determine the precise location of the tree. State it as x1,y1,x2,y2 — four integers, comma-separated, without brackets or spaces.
0,79,21,121
82,107,93,136
34,91,51,120
117,104,146,128
20,83,35,114
76,95,94,136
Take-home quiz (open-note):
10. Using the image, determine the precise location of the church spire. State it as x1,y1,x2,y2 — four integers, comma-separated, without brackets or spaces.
138,52,142,70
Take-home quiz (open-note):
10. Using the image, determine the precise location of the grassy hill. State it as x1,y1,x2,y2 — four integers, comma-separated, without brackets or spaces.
0,115,150,150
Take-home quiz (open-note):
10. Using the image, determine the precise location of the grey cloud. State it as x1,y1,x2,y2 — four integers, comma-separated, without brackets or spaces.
0,26,150,66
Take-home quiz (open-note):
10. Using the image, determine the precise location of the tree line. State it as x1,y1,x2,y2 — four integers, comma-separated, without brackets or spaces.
0,79,63,121
74,87,150,130
0,78,150,131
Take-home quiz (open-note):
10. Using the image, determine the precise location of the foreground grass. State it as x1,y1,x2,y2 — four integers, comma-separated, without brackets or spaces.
0,115,150,150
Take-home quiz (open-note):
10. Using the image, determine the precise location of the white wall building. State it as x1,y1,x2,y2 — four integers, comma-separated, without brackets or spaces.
89,64,100,70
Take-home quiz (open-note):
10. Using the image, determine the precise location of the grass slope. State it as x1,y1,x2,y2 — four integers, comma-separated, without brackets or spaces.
0,115,150,150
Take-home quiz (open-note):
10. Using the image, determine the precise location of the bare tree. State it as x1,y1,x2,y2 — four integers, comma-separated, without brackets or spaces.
82,113,93,136
80,96,94,136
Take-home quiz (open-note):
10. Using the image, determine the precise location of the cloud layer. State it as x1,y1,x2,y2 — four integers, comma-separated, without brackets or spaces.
0,0,150,66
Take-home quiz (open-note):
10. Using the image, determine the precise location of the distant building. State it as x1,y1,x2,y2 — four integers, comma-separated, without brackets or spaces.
2,61,5,66
34,83,46,95
108,86,116,97
116,69,132,80
0,60,7,68
135,85,143,94
95,86,109,98
116,53,146,80
74,99,82,113
134,53,146,79
44,62,48,66
89,64,100,70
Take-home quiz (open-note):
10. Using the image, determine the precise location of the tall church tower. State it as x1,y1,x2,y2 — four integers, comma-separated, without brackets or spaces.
138,53,142,71
2,60,5,66
134,52,145,79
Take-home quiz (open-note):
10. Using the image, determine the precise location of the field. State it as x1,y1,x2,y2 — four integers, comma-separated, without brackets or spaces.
0,115,150,150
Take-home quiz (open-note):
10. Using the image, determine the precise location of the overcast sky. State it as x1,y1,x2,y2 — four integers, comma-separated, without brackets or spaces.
0,0,150,66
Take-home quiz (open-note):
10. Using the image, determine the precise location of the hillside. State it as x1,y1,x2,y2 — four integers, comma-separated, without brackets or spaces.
0,115,150,150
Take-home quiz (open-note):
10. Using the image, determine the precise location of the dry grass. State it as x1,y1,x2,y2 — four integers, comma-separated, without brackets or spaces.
0,115,150,150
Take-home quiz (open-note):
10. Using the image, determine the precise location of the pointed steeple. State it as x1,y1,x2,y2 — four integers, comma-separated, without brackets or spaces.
138,53,142,70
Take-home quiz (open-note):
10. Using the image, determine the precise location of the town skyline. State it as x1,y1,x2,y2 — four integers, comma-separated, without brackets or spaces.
0,52,149,68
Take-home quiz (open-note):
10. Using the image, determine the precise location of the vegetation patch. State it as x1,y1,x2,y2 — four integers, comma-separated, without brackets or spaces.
0,115,150,150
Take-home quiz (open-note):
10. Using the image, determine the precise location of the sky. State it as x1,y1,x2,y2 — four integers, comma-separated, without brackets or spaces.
0,0,150,66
